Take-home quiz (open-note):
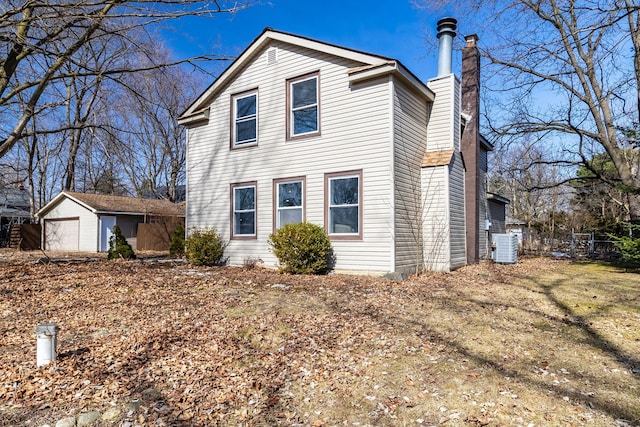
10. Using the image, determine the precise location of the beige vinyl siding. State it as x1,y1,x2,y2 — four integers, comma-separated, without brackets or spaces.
187,41,395,273
448,77,466,269
42,198,98,252
421,165,450,271
426,75,458,151
392,80,429,275
418,74,463,271
449,152,466,269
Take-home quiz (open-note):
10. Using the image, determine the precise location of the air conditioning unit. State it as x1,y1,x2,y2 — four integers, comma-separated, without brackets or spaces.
492,233,518,264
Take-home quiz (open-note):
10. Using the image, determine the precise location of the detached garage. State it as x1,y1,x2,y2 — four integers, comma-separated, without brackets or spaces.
37,191,184,252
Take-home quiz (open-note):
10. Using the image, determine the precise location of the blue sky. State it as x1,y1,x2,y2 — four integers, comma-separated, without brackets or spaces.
165,0,459,82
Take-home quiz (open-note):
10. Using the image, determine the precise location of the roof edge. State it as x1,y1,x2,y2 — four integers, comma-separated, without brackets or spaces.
177,108,210,126
36,190,96,218
488,192,510,204
179,28,396,120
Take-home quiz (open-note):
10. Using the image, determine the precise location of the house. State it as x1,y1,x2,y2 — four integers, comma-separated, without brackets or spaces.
179,19,502,275
0,185,32,246
37,191,184,252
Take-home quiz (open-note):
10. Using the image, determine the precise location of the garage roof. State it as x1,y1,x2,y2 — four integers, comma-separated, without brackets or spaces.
37,191,185,218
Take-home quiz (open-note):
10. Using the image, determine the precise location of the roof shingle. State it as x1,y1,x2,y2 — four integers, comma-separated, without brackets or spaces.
65,192,184,216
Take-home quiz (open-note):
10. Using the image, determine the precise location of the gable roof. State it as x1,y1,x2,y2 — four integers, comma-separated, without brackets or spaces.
37,191,185,218
179,28,434,125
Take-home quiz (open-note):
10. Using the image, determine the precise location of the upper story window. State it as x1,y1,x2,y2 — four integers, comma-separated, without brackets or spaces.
274,177,305,229
325,170,362,240
232,90,258,148
231,182,257,239
287,72,320,139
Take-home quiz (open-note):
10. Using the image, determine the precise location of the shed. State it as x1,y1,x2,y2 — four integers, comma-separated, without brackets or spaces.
37,191,184,252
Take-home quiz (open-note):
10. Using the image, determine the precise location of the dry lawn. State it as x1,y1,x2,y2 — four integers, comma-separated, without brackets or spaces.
0,253,639,426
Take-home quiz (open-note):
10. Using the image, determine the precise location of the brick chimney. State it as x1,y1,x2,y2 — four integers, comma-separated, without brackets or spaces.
461,34,481,264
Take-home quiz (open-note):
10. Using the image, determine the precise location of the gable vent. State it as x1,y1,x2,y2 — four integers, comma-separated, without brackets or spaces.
266,47,278,65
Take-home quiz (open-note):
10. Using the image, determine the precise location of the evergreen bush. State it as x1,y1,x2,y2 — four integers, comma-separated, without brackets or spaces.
609,223,640,266
268,222,333,274
169,223,186,256
107,225,136,260
185,228,227,266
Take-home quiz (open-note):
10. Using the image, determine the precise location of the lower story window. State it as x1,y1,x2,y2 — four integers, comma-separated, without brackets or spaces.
275,178,304,229
326,170,362,239
232,182,256,238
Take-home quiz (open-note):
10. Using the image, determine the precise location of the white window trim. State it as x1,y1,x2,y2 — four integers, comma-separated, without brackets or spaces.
276,179,304,229
288,74,319,139
325,170,362,240
232,183,257,238
232,90,258,148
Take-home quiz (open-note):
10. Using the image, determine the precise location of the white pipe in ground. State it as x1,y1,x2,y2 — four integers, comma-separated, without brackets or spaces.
36,323,59,367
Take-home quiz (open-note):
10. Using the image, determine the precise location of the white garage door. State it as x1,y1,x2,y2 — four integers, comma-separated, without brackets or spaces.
45,218,79,251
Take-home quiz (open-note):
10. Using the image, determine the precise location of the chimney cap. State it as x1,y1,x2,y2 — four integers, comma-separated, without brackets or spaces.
465,34,479,47
436,17,457,38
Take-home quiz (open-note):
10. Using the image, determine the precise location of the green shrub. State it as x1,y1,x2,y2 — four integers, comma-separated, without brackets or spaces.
268,222,333,274
169,223,186,256
185,228,227,266
609,223,640,266
107,225,136,260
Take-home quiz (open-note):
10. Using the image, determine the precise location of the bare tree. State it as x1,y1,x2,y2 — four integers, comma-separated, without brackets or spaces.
418,1,640,218
489,139,574,251
0,0,251,159
110,45,201,202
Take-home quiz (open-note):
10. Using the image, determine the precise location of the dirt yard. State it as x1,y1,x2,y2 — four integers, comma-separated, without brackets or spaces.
0,252,639,426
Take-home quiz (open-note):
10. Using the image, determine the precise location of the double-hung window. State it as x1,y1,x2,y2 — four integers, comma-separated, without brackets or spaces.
287,73,319,139
274,178,305,229
232,90,258,147
231,182,257,238
326,170,362,239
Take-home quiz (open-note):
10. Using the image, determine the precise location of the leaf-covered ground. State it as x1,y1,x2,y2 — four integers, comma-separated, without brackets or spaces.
0,253,639,426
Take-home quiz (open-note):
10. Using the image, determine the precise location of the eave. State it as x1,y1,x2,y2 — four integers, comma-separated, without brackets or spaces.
177,108,210,126
480,134,494,151
348,61,435,101
488,192,510,205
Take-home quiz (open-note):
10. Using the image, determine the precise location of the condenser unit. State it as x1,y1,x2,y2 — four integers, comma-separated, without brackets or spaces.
492,233,518,264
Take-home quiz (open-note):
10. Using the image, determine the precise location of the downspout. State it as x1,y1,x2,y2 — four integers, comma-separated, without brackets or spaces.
388,77,396,274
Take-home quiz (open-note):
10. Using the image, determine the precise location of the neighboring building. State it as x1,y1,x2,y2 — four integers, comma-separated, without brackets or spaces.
487,192,510,253
506,216,527,247
37,191,184,252
179,20,502,275
0,185,31,247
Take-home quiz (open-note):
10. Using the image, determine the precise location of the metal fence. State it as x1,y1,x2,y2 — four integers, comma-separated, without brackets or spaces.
521,229,619,260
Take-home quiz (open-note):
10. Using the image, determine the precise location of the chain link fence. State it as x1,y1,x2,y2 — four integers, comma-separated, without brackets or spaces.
520,229,620,260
